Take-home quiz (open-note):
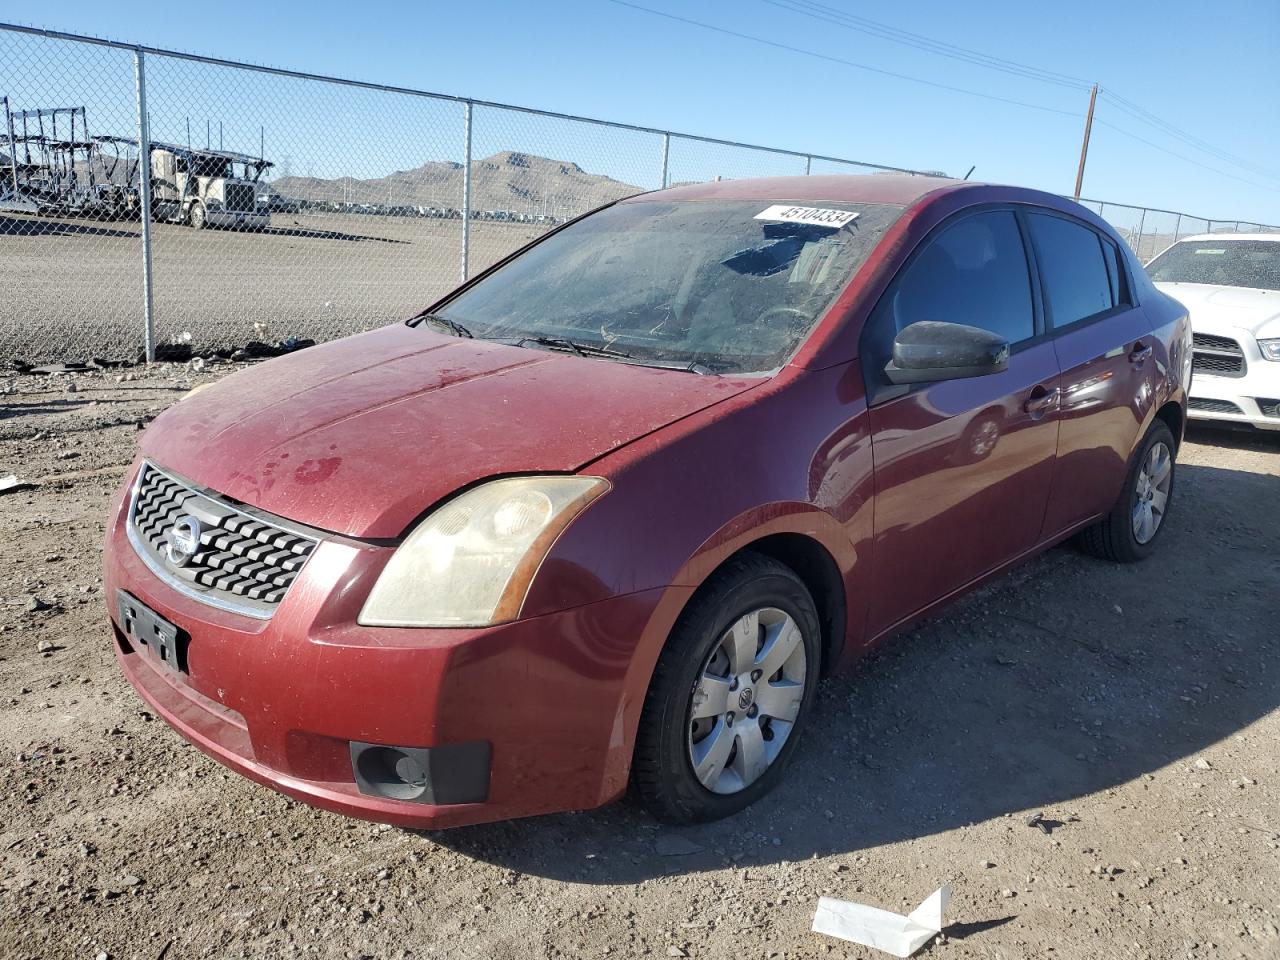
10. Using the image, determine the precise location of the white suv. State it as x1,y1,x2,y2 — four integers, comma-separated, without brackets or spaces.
1147,234,1280,432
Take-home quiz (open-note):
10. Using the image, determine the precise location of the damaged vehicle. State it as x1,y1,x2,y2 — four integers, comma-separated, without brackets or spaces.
1146,233,1280,432
104,175,1190,827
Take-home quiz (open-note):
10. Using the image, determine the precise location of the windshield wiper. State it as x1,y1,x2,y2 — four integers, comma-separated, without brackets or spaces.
414,312,473,338
621,357,718,376
516,336,633,360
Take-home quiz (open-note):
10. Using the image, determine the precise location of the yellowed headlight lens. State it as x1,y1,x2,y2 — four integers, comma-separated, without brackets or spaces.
358,476,608,628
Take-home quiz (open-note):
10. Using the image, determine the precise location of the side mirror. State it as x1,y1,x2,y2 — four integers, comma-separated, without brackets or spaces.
884,321,1010,385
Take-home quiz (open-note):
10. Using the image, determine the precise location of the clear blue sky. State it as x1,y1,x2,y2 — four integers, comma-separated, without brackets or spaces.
3,0,1278,223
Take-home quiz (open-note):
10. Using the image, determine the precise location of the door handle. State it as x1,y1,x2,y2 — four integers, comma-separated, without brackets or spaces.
1129,341,1154,364
1023,385,1060,416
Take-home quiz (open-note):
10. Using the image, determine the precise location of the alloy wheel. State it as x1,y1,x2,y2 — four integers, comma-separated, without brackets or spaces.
686,607,808,795
1132,440,1172,544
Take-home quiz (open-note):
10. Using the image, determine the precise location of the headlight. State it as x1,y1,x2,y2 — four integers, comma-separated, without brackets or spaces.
1258,338,1280,361
358,476,608,627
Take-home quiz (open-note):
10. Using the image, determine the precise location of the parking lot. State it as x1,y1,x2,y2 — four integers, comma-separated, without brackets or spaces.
0,362,1276,959
0,211,549,362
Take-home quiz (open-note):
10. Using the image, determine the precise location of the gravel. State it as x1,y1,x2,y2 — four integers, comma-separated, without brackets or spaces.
1,364,1278,959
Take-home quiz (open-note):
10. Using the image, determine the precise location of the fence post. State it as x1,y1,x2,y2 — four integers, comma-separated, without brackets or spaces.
1172,214,1182,243
1135,208,1147,257
804,155,812,175
3,97,19,201
133,49,156,363
660,132,670,189
461,100,472,282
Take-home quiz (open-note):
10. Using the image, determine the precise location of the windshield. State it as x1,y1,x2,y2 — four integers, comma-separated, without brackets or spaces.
431,199,905,374
189,155,233,179
1146,239,1280,292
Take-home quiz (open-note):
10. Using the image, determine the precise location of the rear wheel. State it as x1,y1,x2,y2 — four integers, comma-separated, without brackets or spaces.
187,201,206,230
1079,420,1176,562
631,553,821,823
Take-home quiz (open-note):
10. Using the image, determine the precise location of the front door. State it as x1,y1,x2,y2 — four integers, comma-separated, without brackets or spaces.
862,209,1062,636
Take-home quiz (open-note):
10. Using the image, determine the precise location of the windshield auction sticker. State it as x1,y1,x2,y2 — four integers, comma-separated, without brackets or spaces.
754,205,860,228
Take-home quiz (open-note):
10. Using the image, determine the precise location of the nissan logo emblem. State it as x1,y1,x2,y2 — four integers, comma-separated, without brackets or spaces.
165,515,203,567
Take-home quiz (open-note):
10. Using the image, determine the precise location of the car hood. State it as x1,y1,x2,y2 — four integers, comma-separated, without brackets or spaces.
141,324,761,538
1153,281,1280,338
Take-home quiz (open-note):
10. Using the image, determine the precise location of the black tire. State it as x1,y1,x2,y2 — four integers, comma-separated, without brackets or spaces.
1078,419,1176,562
187,201,206,230
631,552,822,823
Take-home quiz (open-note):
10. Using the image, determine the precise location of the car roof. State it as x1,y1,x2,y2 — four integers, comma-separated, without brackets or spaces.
1173,233,1280,243
623,173,967,206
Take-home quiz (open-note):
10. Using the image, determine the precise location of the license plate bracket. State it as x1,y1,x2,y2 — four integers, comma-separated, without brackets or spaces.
116,590,188,675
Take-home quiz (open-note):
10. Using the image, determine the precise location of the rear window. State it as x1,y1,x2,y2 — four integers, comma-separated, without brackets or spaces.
1027,213,1114,327
1146,239,1280,292
433,199,905,375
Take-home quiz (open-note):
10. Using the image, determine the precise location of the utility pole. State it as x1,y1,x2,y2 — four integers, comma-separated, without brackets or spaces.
1074,83,1098,199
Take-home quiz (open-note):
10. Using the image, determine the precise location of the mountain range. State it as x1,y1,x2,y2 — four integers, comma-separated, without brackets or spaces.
268,151,644,216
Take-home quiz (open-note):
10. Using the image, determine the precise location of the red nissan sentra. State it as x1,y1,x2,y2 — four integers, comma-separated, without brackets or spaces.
103,175,1191,827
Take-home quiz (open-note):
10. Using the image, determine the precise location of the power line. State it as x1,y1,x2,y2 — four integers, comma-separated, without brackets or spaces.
1094,115,1276,195
607,0,1276,197
604,0,1083,119
760,0,1090,90
1098,89,1280,183
760,0,1278,185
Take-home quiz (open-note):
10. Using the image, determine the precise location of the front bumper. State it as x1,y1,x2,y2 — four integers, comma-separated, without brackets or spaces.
206,209,268,230
103,471,684,828
1190,333,1280,431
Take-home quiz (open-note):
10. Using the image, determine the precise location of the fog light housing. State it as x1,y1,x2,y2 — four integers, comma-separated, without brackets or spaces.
350,740,491,805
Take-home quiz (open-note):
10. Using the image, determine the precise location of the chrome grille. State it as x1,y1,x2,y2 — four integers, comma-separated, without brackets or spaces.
127,462,318,617
1191,333,1245,378
224,182,256,212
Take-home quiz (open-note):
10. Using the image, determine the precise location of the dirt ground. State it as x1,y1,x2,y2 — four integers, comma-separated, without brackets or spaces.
0,211,549,363
0,362,1277,960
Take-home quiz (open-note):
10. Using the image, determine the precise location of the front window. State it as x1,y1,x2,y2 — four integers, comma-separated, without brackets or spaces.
432,199,905,375
190,154,232,179
1146,239,1280,292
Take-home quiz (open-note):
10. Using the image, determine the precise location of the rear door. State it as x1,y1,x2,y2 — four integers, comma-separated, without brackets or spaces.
1026,211,1158,537
863,208,1062,636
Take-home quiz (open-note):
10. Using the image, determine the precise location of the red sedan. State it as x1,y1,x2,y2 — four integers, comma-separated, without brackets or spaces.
103,175,1191,827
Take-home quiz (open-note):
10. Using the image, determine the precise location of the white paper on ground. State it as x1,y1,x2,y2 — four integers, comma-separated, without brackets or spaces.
812,885,952,958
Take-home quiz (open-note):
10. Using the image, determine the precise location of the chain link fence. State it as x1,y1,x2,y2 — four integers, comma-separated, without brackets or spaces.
1075,199,1278,263
3,22,1277,365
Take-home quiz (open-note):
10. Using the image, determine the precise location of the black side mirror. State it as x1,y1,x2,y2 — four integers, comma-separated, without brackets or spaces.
884,321,1010,385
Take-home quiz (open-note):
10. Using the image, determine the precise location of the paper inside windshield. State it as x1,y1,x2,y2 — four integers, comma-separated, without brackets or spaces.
755,204,860,228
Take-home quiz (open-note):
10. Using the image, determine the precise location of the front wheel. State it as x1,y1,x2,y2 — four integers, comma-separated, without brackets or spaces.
187,201,207,230
1079,419,1176,562
631,553,821,823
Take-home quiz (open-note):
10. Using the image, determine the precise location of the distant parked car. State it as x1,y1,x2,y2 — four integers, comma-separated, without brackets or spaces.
258,192,300,215
1147,234,1280,431
104,175,1189,828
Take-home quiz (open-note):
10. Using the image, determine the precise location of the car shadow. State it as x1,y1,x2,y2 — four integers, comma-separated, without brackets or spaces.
1185,422,1279,453
424,462,1280,886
